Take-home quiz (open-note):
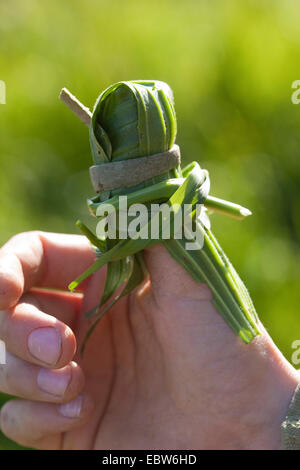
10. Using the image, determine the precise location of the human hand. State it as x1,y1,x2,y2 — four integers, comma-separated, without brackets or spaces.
0,231,298,449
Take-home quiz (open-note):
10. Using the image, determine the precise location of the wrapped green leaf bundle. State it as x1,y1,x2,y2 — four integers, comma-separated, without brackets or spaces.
60,80,260,352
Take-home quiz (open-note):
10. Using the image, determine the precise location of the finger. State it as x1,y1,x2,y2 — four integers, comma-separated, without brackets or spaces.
0,302,76,368
0,231,97,309
0,394,94,449
0,354,84,403
21,288,83,328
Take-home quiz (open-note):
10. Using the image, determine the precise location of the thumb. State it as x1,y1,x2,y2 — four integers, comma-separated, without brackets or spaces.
143,243,213,302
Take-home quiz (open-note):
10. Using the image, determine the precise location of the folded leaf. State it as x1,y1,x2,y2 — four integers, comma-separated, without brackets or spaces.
69,80,260,349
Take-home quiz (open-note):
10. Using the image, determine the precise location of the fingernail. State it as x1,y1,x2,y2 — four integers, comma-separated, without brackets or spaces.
37,366,71,397
59,395,83,418
28,327,62,365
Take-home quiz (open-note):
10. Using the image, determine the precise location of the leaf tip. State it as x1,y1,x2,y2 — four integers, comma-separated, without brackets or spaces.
68,281,77,292
240,208,252,218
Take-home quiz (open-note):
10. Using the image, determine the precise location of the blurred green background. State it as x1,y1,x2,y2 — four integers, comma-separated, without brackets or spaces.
1,0,300,449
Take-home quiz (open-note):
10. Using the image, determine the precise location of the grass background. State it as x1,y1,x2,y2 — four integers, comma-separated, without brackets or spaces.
1,0,300,449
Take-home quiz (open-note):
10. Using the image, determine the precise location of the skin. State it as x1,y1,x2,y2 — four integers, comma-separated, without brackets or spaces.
0,231,298,450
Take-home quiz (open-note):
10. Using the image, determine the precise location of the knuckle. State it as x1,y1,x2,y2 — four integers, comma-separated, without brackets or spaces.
0,355,20,395
0,363,8,393
19,292,43,311
2,231,43,262
0,401,37,448
0,401,15,437
8,230,41,245
0,310,9,340
0,272,23,309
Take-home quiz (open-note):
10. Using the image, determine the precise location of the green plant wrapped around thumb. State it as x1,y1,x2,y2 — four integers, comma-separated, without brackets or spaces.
66,80,260,352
